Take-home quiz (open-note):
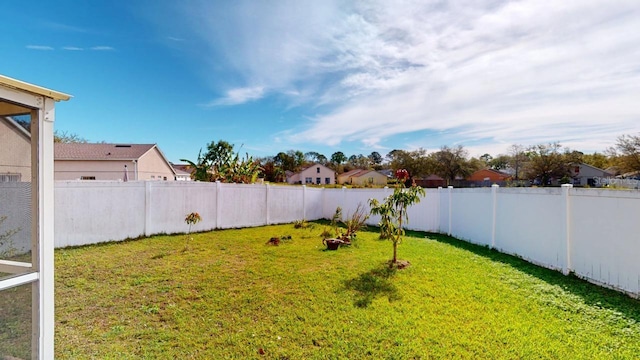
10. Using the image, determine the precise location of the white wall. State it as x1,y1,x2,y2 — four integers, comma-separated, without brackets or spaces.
45,181,640,298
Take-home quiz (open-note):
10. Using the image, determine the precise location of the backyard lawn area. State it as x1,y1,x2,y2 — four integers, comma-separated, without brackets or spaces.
54,223,640,359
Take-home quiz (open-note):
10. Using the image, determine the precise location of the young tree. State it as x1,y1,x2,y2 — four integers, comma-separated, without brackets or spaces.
369,169,425,268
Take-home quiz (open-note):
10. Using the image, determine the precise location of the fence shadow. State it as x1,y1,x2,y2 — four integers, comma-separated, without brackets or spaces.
343,262,401,308
420,231,640,324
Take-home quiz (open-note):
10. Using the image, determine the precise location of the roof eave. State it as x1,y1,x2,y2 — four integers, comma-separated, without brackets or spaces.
0,74,71,101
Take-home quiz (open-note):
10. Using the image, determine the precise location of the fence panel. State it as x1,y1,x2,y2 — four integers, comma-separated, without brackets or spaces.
449,188,494,246
217,183,267,229
570,189,640,295
146,181,217,235
494,188,567,271
303,187,325,221
267,185,305,224
54,182,146,247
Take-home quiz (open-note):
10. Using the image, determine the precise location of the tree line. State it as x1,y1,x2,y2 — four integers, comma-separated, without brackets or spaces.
28,117,639,186
185,135,640,185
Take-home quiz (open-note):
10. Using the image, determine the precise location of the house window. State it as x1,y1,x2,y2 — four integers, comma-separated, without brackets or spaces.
305,177,312,184
316,177,321,184
151,176,155,179
80,176,96,180
0,173,20,182
368,177,374,184
163,176,167,181
325,177,330,184
316,167,320,173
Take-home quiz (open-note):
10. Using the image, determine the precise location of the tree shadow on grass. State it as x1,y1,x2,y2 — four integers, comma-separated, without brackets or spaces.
421,231,640,324
344,263,401,308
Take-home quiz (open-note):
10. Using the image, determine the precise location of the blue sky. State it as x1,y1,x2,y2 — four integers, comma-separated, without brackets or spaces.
2,1,639,163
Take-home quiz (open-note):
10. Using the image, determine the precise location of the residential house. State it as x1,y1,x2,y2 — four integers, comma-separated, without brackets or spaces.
54,143,176,181
337,169,388,186
467,169,512,186
170,163,193,181
286,163,335,185
414,174,446,188
0,116,30,182
569,163,614,187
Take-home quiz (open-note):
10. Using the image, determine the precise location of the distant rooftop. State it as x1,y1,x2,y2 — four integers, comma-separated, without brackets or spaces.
55,143,156,160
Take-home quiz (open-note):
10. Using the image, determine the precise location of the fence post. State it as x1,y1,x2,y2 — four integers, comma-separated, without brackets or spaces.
491,184,499,249
144,181,152,236
265,183,270,225
215,181,221,229
302,185,307,220
561,184,573,275
436,187,441,233
447,186,453,236
342,186,347,220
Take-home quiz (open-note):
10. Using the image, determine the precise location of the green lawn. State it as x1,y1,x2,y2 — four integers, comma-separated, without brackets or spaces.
54,223,640,359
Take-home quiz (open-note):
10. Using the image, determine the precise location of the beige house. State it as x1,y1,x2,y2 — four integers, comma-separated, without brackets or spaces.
286,163,335,185
337,169,388,186
55,143,176,181
0,116,31,182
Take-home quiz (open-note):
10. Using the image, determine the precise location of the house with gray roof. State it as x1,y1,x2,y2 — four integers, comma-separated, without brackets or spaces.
54,143,176,181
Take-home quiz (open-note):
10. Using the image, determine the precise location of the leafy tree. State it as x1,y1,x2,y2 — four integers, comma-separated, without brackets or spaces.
479,153,493,166
180,150,213,182
369,170,425,268
258,157,286,182
368,151,383,166
524,143,577,185
388,148,434,180
184,141,261,183
218,152,262,184
274,150,304,172
330,151,347,165
489,155,510,170
433,145,473,185
204,140,234,173
508,144,529,180
54,130,88,143
582,152,611,172
317,154,328,165
609,134,640,173
304,151,327,165
348,154,370,169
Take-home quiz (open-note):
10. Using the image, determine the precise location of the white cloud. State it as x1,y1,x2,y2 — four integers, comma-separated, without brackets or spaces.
26,45,54,51
62,46,84,51
167,0,640,153
91,46,115,51
204,86,265,106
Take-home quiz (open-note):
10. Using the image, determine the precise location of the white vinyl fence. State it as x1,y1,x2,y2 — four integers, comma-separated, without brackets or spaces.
2,180,639,297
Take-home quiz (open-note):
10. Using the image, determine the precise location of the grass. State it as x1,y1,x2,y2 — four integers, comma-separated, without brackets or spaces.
50,223,640,359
